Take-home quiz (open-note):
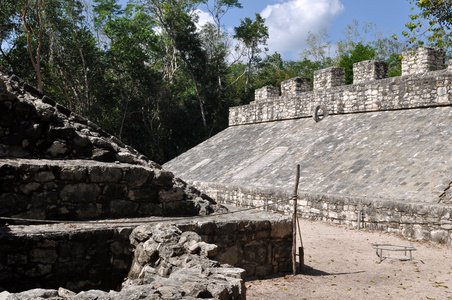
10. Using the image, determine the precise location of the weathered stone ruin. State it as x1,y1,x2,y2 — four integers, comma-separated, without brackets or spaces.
164,47,452,245
0,66,292,298
125,223,246,299
2,224,247,299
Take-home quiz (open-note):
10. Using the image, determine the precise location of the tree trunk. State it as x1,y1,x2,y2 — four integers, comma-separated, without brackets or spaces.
21,0,44,93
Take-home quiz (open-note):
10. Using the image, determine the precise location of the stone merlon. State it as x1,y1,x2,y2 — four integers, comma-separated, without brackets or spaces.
230,47,451,126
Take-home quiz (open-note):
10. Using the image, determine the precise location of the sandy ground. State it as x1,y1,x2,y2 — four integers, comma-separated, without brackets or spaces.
246,219,452,300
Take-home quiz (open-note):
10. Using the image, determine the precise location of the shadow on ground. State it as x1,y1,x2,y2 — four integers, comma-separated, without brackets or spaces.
301,264,365,276
245,263,365,282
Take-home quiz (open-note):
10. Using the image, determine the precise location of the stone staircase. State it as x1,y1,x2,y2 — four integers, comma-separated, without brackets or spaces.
0,67,292,297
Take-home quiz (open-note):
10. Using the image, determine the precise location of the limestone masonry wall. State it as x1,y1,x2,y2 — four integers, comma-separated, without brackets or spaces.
0,215,292,292
229,47,451,126
192,182,452,245
353,60,388,84
0,226,133,292
314,67,345,90
402,47,445,76
0,159,217,221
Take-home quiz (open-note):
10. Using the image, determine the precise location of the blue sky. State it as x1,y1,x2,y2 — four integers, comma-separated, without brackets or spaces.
205,0,420,60
119,0,421,60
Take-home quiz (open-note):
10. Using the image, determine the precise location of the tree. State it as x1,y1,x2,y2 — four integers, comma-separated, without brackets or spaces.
45,0,104,115
0,0,270,164
387,52,402,77
144,0,210,128
336,19,404,80
412,0,452,28
401,0,452,55
20,0,46,92
338,42,376,84
0,0,23,70
234,13,268,94
300,28,333,63
92,0,175,161
336,20,378,56
198,0,242,97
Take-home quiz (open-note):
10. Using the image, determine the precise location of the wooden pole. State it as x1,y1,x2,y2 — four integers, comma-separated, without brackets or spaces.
292,164,300,276
297,217,305,273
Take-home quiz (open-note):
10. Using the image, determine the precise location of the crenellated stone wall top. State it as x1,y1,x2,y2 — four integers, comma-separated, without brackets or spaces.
402,47,445,76
353,60,388,84
234,47,451,126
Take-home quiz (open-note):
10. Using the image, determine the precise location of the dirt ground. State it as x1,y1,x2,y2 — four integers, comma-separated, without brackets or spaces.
246,219,452,300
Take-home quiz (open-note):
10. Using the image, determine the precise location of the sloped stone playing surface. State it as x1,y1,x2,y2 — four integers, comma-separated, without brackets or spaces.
164,107,452,204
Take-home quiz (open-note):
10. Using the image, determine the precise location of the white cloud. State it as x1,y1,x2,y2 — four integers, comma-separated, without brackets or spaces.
261,0,344,59
193,9,215,30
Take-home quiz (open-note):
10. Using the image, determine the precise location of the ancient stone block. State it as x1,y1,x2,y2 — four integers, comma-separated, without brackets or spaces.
29,249,58,264
216,244,240,266
314,67,345,90
7,254,27,266
153,169,174,187
109,199,139,217
353,60,388,84
431,230,449,243
72,132,90,148
88,165,122,183
60,183,101,203
35,101,55,121
255,86,279,101
128,187,158,201
102,184,127,199
20,182,41,195
281,77,310,96
271,219,292,238
402,47,445,76
159,187,185,203
46,140,68,157
255,265,273,277
91,148,115,162
34,171,55,183
60,166,85,181
75,203,102,219
124,167,152,188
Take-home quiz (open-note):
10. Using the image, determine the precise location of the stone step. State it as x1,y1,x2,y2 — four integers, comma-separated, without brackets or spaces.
0,159,215,222
0,212,291,293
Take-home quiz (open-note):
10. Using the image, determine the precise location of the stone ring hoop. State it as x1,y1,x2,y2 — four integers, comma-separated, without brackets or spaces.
313,105,328,122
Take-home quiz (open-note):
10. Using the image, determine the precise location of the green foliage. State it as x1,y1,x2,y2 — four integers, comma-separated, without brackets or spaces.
400,0,452,56
338,42,377,84
233,13,268,96
387,53,402,77
415,0,452,29
335,19,404,81
0,0,21,48
234,13,268,51
0,0,408,165
300,29,333,63
254,52,335,91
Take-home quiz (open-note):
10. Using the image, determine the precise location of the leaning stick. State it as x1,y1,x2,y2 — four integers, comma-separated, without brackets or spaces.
297,216,305,273
292,164,300,275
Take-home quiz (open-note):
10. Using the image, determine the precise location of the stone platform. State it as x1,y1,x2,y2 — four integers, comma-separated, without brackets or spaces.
0,158,214,221
0,210,291,293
